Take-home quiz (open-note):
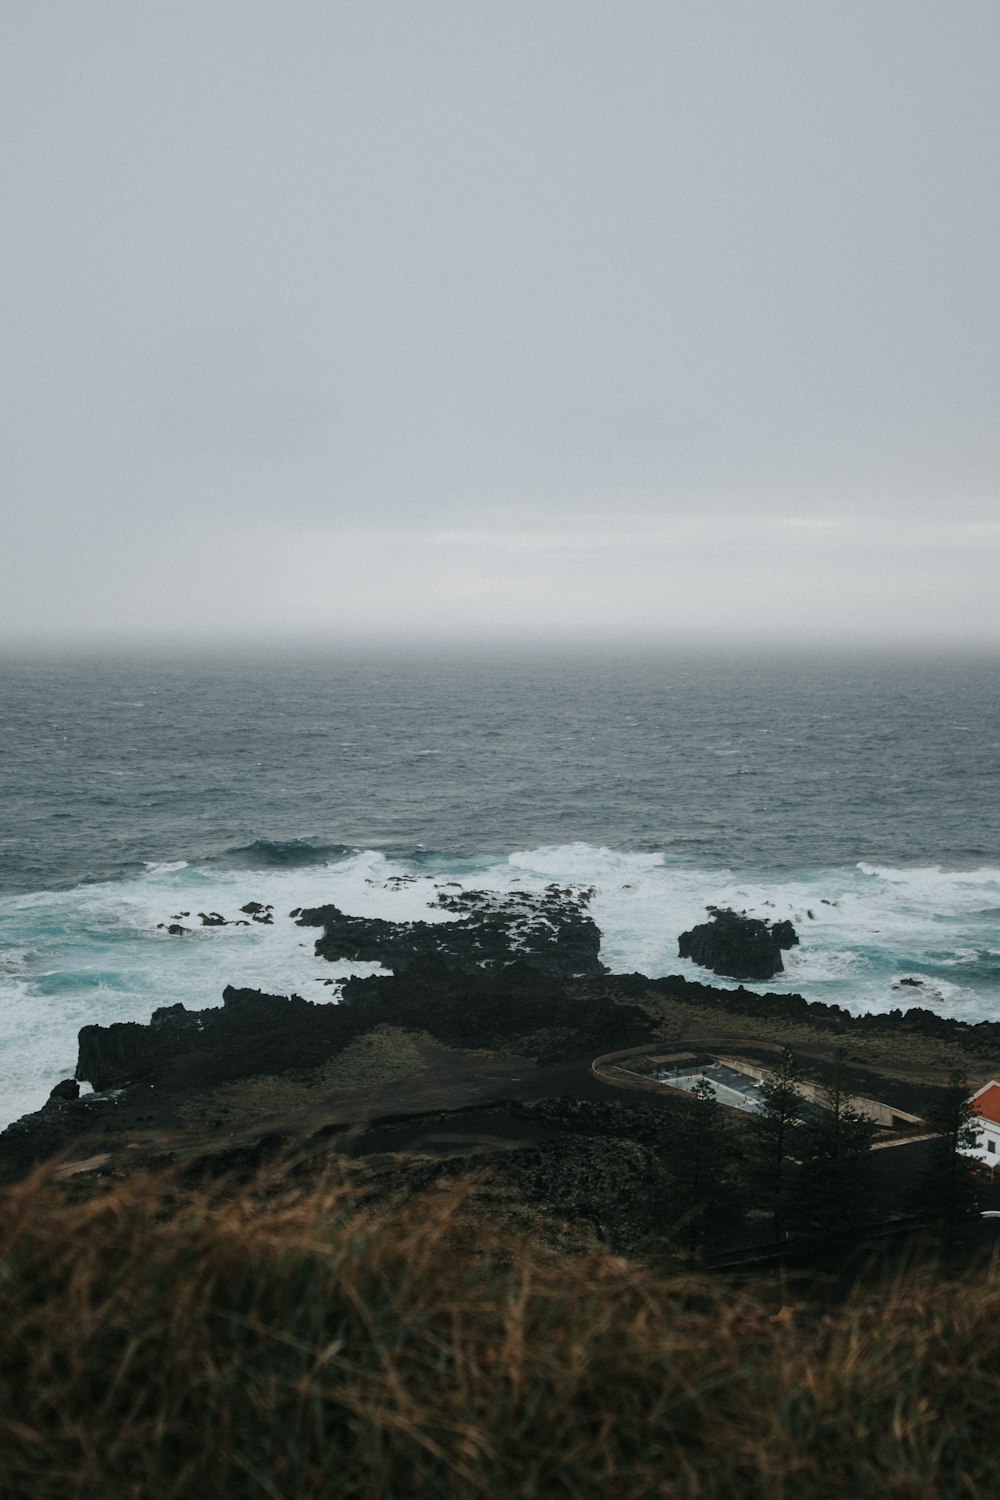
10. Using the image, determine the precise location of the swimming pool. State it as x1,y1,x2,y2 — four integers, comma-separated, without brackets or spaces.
656,1064,765,1114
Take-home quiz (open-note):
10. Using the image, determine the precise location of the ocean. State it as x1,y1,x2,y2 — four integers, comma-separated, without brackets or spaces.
2,647,998,1129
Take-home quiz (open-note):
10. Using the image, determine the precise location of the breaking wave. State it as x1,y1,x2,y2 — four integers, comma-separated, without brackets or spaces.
209,840,356,869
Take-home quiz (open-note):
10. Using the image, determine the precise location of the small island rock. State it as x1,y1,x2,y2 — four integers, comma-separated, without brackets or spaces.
678,906,799,981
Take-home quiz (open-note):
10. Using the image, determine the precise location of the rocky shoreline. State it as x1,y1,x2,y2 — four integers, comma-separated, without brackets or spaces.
296,881,605,977
4,886,1000,1241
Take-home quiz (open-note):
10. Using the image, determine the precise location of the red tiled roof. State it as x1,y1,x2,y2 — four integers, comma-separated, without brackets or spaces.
971,1083,1000,1125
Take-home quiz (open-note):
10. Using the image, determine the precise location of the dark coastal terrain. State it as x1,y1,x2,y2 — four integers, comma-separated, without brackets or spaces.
5,884,998,1258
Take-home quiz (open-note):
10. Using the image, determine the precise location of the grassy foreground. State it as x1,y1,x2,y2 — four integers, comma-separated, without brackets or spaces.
1,1166,998,1499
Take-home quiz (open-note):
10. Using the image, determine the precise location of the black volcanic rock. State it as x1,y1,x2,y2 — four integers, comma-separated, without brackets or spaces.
77,1004,202,1091
296,884,604,979
0,956,655,1177
76,989,366,1094
678,907,799,981
73,959,649,1101
48,1078,80,1101
0,1092,122,1177
338,956,652,1062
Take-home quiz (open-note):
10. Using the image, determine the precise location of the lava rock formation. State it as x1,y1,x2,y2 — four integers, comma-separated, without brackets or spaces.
678,906,799,981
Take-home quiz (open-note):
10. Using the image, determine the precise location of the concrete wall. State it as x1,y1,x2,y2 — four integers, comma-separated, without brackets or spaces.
591,1046,695,1097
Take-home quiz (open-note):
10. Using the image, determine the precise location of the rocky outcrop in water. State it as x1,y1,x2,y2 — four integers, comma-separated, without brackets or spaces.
296,885,604,979
678,907,799,981
75,989,366,1094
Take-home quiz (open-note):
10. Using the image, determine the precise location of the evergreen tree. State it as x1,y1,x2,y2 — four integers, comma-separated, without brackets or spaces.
788,1050,877,1243
916,1068,980,1228
743,1047,804,1238
667,1077,734,1256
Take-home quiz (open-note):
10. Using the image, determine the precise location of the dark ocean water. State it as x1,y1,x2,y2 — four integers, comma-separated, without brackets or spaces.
1,647,999,1125
3,649,999,888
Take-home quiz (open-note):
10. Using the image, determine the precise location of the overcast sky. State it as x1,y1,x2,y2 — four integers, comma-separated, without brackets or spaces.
2,2,998,652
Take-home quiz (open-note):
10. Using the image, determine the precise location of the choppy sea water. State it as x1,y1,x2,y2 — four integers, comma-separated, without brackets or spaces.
1,648,998,1128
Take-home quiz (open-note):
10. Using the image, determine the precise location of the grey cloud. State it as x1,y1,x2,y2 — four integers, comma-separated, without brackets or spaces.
1,2,998,645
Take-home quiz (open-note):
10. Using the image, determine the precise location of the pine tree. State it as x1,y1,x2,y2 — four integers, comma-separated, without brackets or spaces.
743,1047,804,1238
788,1050,877,1243
667,1077,734,1256
917,1068,980,1229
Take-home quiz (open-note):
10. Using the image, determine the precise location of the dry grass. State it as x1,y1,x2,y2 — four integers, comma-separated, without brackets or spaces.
1,1164,999,1498
176,1025,433,1128
176,1027,524,1131
647,990,1000,1085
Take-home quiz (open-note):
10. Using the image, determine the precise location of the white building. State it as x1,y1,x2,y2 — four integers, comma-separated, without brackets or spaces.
966,1081,1000,1166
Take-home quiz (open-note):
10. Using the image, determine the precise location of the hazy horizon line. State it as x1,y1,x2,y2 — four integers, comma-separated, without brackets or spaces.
2,630,998,669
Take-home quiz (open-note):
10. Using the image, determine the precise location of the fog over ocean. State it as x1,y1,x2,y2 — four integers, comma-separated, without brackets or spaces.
1,648,998,1127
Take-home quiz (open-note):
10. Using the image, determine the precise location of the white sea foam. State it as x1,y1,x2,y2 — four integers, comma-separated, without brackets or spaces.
1,844,998,1130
